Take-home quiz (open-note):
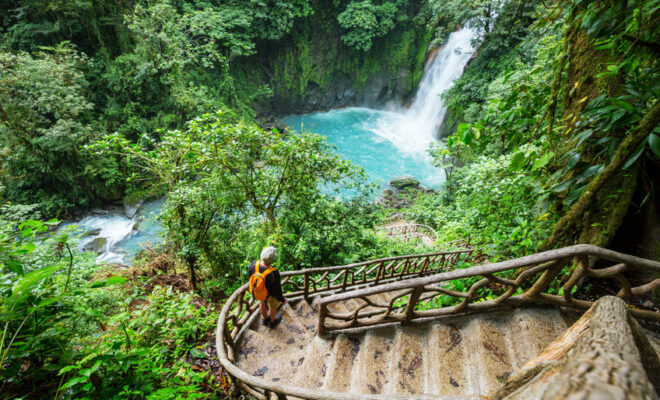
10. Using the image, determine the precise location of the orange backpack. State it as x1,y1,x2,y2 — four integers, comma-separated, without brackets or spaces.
248,261,275,301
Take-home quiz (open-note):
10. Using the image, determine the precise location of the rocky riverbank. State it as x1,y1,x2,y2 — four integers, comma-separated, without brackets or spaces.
377,176,435,209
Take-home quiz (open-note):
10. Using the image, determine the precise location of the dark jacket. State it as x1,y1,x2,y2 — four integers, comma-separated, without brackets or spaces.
248,260,285,303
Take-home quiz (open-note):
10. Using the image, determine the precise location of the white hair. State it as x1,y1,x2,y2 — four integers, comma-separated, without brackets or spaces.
260,246,277,266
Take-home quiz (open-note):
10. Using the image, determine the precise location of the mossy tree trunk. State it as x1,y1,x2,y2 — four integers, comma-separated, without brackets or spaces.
545,101,660,249
542,0,658,249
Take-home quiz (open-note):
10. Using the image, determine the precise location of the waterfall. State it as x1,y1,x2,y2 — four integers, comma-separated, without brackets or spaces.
283,27,478,190
367,27,477,156
56,28,478,266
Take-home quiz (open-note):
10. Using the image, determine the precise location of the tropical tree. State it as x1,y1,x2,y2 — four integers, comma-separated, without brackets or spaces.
337,0,398,51
0,44,121,215
91,112,366,289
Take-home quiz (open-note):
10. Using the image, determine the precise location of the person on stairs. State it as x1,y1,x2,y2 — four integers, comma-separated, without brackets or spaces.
248,246,288,328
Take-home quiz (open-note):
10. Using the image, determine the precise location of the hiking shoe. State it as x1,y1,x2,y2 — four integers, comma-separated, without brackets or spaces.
269,314,282,328
262,317,271,327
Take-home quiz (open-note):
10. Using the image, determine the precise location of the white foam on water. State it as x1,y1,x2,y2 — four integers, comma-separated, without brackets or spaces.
71,213,136,264
60,198,165,264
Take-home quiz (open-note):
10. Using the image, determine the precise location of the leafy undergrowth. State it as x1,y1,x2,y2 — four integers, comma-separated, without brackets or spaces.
0,223,235,400
57,258,235,400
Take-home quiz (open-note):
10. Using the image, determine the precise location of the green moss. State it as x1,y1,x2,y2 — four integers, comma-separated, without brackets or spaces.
268,24,432,101
409,29,433,92
124,186,166,205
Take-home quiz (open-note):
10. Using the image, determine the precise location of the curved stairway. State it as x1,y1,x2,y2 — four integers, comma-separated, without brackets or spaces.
235,293,576,397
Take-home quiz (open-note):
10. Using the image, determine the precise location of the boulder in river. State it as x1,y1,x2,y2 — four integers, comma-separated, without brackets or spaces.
389,176,420,190
83,237,108,254
123,198,144,219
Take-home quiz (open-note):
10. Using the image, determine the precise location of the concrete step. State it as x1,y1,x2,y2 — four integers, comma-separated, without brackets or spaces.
463,315,514,394
281,303,315,336
511,308,566,366
254,304,311,349
292,299,318,333
350,328,395,394
236,329,301,383
291,335,334,389
426,318,471,396
236,301,573,398
322,334,362,392
389,326,427,395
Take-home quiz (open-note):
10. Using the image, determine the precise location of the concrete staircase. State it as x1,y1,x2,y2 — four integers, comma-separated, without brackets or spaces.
235,294,575,397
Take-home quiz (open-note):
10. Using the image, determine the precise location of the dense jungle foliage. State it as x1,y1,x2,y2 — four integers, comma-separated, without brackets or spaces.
1,0,659,399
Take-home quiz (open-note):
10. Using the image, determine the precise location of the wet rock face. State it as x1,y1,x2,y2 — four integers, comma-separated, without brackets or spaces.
123,198,144,219
438,109,458,138
83,228,102,237
257,116,289,134
266,69,414,117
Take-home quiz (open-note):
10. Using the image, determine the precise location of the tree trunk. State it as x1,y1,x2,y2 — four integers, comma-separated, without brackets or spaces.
542,0,659,249
544,100,660,249
264,207,278,233
176,203,198,291
496,296,659,399
186,256,198,292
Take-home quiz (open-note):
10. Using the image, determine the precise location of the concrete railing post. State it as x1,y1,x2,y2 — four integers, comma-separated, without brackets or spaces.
303,271,309,300
403,286,423,324
316,303,328,337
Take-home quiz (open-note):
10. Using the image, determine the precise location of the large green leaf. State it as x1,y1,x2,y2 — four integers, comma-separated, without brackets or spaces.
509,152,526,171
623,141,645,169
576,164,603,183
4,258,24,276
648,134,660,158
59,376,88,392
531,152,554,172
4,265,62,311
90,276,127,288
189,347,206,358
565,152,581,170
564,184,587,206
550,180,572,193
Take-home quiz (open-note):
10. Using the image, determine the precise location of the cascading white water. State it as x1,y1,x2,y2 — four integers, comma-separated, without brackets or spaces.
74,214,137,263
58,198,165,264
367,27,477,155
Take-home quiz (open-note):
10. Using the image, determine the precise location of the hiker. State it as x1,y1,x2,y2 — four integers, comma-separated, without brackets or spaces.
248,246,287,328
